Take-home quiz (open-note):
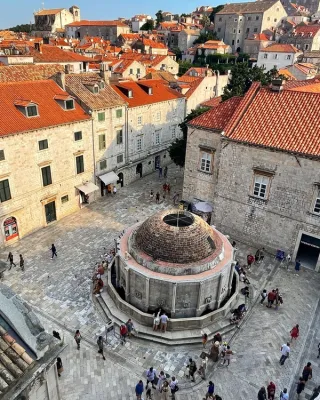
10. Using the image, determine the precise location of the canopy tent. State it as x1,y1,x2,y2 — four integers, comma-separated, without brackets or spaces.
98,171,119,186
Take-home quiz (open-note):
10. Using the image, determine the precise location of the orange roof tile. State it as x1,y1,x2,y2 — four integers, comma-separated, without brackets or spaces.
111,79,184,107
260,43,301,53
66,20,129,27
294,25,320,37
34,8,63,15
201,96,222,108
189,97,242,130
278,68,296,80
288,82,320,93
0,64,65,83
0,80,89,136
178,75,201,83
29,45,91,63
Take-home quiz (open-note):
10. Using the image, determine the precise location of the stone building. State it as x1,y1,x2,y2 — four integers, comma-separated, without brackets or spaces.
215,0,287,52
0,78,95,244
33,6,80,37
280,0,320,15
132,39,168,55
65,20,130,43
183,81,320,271
279,24,320,52
243,33,274,59
256,43,302,71
111,80,186,183
178,29,201,53
0,283,65,399
197,40,232,56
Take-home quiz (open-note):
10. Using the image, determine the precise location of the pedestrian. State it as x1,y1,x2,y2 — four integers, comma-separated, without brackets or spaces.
279,342,290,365
202,333,208,348
275,288,281,310
280,388,289,400
120,324,128,344
146,367,157,389
210,341,220,362
172,192,179,205
296,377,305,399
318,342,320,358
135,380,144,400
247,254,255,269
267,290,276,308
164,166,168,179
290,324,299,342
222,345,233,366
295,259,301,275
159,167,163,179
161,380,170,400
213,332,222,343
97,335,106,360
156,192,160,204
267,381,276,400
52,330,61,340
56,357,63,377
74,330,81,350
167,183,171,195
153,312,160,331
157,370,166,391
50,244,57,259
260,289,267,304
255,247,265,263
302,362,312,382
206,381,215,399
286,254,291,269
187,358,197,382
113,186,117,195
160,312,168,333
150,190,154,200
19,254,25,271
258,386,267,400
126,319,134,337
169,376,178,399
7,252,16,269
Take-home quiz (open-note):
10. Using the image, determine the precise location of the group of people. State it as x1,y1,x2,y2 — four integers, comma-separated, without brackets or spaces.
153,310,169,333
6,251,24,271
260,288,283,309
119,319,135,343
135,367,178,400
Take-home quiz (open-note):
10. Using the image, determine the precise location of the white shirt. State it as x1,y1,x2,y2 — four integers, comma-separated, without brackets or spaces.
169,379,178,390
280,392,289,400
160,314,168,323
281,344,290,356
146,369,156,381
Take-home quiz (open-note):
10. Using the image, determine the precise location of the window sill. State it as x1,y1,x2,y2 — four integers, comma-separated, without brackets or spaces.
197,169,213,175
248,194,268,203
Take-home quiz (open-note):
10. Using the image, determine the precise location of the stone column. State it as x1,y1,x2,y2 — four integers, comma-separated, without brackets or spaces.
115,255,120,287
144,277,150,312
196,282,203,316
125,267,130,302
216,275,223,308
171,283,177,318
227,263,234,296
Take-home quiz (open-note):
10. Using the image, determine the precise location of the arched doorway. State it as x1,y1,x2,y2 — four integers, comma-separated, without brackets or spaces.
136,163,143,178
117,172,124,187
4,217,19,241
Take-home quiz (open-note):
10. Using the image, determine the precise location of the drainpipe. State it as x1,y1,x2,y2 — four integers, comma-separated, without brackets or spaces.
88,110,96,183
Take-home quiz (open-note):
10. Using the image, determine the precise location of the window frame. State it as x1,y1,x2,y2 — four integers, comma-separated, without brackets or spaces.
199,150,212,173
136,137,142,152
313,187,320,214
252,174,271,199
155,131,161,145
74,131,82,141
98,112,105,122
98,134,106,150
26,105,38,117
117,154,124,163
41,165,52,187
99,159,107,171
137,115,142,126
38,139,48,151
0,149,5,161
65,99,75,110
0,179,11,202
61,194,69,204
76,155,84,174
116,109,123,118
116,129,123,144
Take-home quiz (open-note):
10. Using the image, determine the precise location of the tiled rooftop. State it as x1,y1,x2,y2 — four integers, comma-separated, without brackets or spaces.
0,64,64,83
30,45,90,63
217,0,280,14
260,43,301,53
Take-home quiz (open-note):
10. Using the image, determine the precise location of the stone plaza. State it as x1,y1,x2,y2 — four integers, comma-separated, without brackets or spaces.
0,165,319,400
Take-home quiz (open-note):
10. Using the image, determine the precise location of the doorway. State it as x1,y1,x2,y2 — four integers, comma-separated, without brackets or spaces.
117,172,124,187
136,163,143,178
100,180,105,196
4,217,19,241
155,155,160,171
296,233,320,270
45,201,57,224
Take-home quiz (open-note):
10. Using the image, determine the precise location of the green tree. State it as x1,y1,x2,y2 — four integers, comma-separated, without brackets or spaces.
8,23,34,33
209,5,224,23
201,15,211,30
169,107,210,167
140,20,154,31
193,31,219,44
155,10,164,26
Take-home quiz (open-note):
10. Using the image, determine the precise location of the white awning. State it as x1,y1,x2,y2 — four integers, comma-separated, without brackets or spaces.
98,171,119,185
76,182,99,195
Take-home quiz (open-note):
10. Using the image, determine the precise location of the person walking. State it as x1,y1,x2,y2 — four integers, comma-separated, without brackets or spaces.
302,362,312,382
135,380,144,400
74,330,81,350
280,388,289,400
126,319,134,337
53,330,61,340
113,186,117,195
161,380,170,400
206,381,215,399
260,289,267,304
158,167,163,179
120,324,128,344
146,367,157,389
7,252,16,269
267,290,276,308
247,254,255,269
56,357,63,377
258,386,267,400
202,333,208,348
169,376,178,399
97,336,106,360
255,247,265,263
50,244,57,259
157,371,166,392
160,312,168,333
279,343,290,365
296,377,305,399
290,324,299,342
150,190,154,200
187,358,197,382
222,345,233,367
295,259,301,275
156,192,160,204
19,254,25,271
267,381,276,400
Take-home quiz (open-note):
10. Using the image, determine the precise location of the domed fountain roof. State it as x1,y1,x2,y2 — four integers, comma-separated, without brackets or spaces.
134,208,217,264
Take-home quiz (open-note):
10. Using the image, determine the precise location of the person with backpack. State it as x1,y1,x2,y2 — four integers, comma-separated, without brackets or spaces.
97,336,106,360
260,289,267,304
222,345,233,367
280,388,289,400
135,380,144,400
169,377,179,399
187,358,197,382
258,386,267,400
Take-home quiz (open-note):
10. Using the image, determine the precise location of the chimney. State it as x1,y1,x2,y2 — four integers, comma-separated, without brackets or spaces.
271,79,284,92
100,62,110,84
54,71,66,90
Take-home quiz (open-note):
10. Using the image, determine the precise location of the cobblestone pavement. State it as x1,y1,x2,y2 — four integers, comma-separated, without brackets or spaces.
1,166,320,400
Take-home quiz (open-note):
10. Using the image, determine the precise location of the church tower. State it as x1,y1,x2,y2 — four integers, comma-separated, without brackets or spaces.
69,5,80,22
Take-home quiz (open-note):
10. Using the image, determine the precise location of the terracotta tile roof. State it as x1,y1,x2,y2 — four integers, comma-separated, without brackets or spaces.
66,73,126,110
144,71,177,83
29,45,91,63
0,80,90,136
248,33,272,41
304,51,320,58
113,59,137,73
292,63,317,74
282,77,320,89
111,79,184,107
223,84,320,157
293,25,320,37
181,77,204,98
217,0,280,14
178,75,201,83
278,68,296,79
288,82,320,93
182,29,201,35
141,39,168,49
260,43,301,53
201,96,222,108
120,33,141,40
119,53,169,68
0,64,64,83
34,8,63,15
183,67,214,77
189,97,242,130
66,20,129,27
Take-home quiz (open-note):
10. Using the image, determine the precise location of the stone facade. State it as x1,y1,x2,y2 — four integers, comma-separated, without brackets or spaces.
243,37,274,59
280,28,320,51
66,23,130,43
178,30,201,53
33,6,80,36
256,46,302,71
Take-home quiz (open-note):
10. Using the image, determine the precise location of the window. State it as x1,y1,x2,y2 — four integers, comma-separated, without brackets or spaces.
232,40,235,45
171,126,176,138
61,195,69,204
155,111,161,121
218,17,222,22
38,139,48,151
233,29,236,34
116,129,123,144
0,179,11,202
99,81,105,89
117,154,123,163
238,29,241,33
98,112,105,122
248,16,252,21
0,150,4,161
65,99,74,110
100,159,107,170
264,54,268,59
274,54,278,59
116,109,122,118
93,86,99,94
314,189,320,214
155,131,160,145
267,17,270,21
137,137,142,151
26,105,38,117
129,68,133,74
256,16,259,20
137,116,142,125
76,155,84,174
234,18,237,22
274,18,277,22
128,90,133,98
305,44,309,50
254,28,258,33
99,134,106,150
286,55,291,60
41,166,52,186
200,152,212,173
217,27,221,33
246,28,250,33
137,68,140,74
253,175,270,199
237,39,240,43
74,131,82,141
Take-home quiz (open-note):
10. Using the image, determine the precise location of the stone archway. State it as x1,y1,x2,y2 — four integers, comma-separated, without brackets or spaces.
3,216,19,241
